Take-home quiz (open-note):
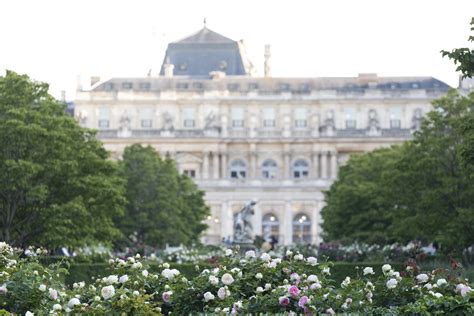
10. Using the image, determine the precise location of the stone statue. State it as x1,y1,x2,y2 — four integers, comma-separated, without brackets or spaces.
204,111,220,130
162,111,174,131
118,110,132,137
324,110,335,136
412,108,422,130
233,199,257,243
367,109,380,133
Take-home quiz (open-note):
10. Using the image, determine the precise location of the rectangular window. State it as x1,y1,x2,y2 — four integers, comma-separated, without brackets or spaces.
294,170,309,178
231,108,245,127
294,108,307,127
98,107,109,129
183,108,195,128
390,107,402,129
345,108,356,129
140,108,153,128
139,82,151,91
122,82,133,90
183,169,196,178
230,171,246,179
263,108,276,127
104,83,115,91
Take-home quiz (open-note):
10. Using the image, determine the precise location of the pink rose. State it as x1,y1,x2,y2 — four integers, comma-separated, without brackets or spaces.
279,296,290,306
298,295,309,308
162,291,172,303
289,285,300,297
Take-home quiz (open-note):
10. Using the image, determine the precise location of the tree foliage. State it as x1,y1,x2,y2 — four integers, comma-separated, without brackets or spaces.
0,71,126,248
322,91,474,253
118,144,209,248
441,17,474,78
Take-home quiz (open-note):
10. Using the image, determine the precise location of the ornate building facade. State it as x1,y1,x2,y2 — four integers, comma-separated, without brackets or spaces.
74,27,450,245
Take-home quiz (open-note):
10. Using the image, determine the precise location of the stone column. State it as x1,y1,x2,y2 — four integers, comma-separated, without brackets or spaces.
311,152,319,179
313,201,324,245
220,201,233,241
320,151,328,179
221,152,228,179
330,150,338,179
249,143,257,179
213,152,220,179
202,151,210,180
283,200,293,245
283,152,291,179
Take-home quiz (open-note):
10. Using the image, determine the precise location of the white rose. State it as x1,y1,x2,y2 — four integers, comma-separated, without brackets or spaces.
101,285,115,300
67,298,80,308
142,270,149,277
386,278,398,289
52,304,62,311
217,287,227,300
38,284,46,292
267,261,277,269
265,283,272,290
106,275,118,284
322,267,331,275
162,269,175,280
171,269,180,277
221,273,234,285
310,282,322,290
133,290,139,296
131,262,142,269
209,275,219,285
255,273,263,279
436,278,447,287
430,291,443,298
286,250,293,256
416,274,429,283
382,264,392,274
119,275,129,283
307,256,318,266
307,275,318,283
203,291,215,302
49,288,58,300
260,253,271,262
294,254,304,261
341,276,351,288
256,286,264,293
162,262,170,269
245,250,256,258
225,249,233,256
363,267,374,275
25,311,34,316
0,284,7,295
393,272,401,280
424,283,433,290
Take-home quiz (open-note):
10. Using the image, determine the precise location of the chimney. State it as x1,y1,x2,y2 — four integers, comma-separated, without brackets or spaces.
163,56,174,77
264,44,271,77
90,76,100,86
61,90,66,102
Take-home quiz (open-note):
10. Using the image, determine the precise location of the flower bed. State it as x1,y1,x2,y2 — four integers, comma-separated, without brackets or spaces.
1,243,473,315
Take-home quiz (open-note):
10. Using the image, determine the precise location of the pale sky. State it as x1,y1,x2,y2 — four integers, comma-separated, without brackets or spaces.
1,0,473,100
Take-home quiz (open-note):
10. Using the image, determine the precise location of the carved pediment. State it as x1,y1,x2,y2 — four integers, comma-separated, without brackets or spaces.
175,152,203,164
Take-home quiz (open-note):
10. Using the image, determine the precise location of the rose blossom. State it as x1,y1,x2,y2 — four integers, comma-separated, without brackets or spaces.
218,287,227,300
67,298,80,308
101,285,115,300
416,274,429,283
245,250,256,258
204,291,215,302
162,291,172,302
52,304,62,311
49,288,58,300
119,275,128,283
260,253,271,262
222,273,234,285
0,284,7,295
310,282,322,290
382,264,392,274
289,285,300,297
298,295,309,308
436,278,447,287
386,278,398,289
279,296,290,306
307,275,318,283
307,256,318,266
363,267,374,275
255,273,263,279
38,284,46,292
209,275,219,285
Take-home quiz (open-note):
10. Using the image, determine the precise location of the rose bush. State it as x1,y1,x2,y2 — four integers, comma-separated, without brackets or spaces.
0,242,473,315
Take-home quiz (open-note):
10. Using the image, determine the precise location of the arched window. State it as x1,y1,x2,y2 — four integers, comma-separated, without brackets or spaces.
293,159,309,179
262,213,279,242
230,159,246,179
262,159,278,179
293,213,311,244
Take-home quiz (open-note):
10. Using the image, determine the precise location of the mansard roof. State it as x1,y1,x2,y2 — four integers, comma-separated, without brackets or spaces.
91,75,451,94
159,27,253,77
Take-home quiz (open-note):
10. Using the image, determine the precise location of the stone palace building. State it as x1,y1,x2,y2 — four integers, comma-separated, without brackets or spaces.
74,26,450,245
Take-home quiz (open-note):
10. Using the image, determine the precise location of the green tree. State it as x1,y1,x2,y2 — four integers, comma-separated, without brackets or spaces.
441,17,474,78
321,91,474,253
0,71,125,248
321,147,402,244
118,144,209,248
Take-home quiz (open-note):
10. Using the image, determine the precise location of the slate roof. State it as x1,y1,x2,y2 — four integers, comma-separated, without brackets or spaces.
159,27,252,77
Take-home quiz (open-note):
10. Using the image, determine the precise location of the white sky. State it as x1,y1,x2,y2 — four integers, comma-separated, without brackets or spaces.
1,0,473,100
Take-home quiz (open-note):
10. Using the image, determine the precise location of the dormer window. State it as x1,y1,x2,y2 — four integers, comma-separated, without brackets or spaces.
122,82,133,90
177,82,189,90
